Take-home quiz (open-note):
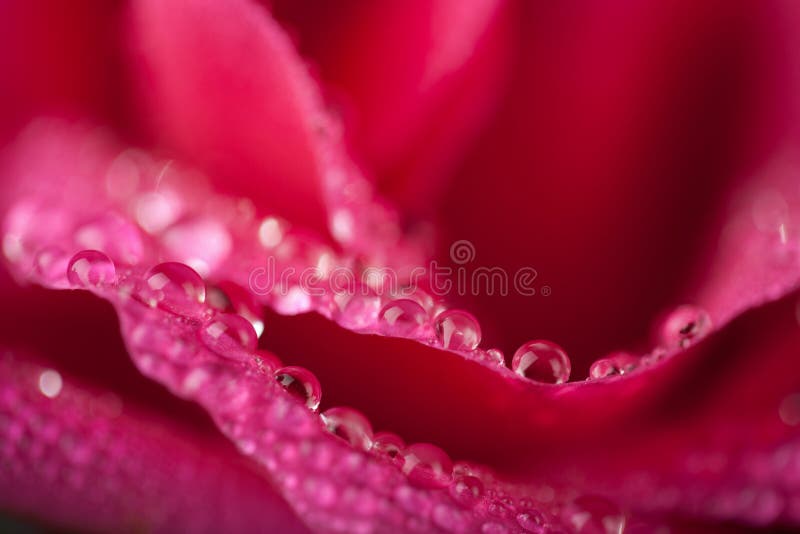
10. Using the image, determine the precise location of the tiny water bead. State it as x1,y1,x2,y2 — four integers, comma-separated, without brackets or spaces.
371,432,405,465
485,348,506,366
378,299,427,337
275,366,322,411
338,294,383,330
207,281,265,338
512,340,571,384
199,313,258,358
516,509,547,532
321,406,374,451
66,250,116,288
562,495,626,534
659,305,712,348
588,352,638,380
449,475,484,508
401,442,453,488
434,309,482,351
141,262,206,316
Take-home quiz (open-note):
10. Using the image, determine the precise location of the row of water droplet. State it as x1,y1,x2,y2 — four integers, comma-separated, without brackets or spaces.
55,249,638,532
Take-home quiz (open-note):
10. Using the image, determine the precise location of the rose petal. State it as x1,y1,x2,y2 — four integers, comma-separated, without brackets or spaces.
0,355,309,533
271,0,511,215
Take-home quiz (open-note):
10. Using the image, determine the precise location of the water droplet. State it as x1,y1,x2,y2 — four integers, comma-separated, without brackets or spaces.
517,509,547,532
449,475,484,507
378,299,427,337
66,250,116,288
322,406,374,450
141,262,206,316
588,352,638,379
338,294,382,330
254,350,282,373
512,340,571,384
207,281,264,338
372,432,405,465
562,495,626,534
486,348,505,366
659,305,711,348
434,309,481,351
275,366,321,411
402,442,453,488
200,313,258,358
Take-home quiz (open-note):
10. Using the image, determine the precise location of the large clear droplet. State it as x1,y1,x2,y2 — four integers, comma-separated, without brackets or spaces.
588,352,638,379
207,281,265,338
378,299,427,337
562,495,626,534
402,442,453,488
512,340,571,384
659,305,711,348
275,366,321,411
140,262,206,316
66,250,116,288
371,432,406,466
433,309,481,351
449,475,484,508
199,313,258,359
321,406,374,450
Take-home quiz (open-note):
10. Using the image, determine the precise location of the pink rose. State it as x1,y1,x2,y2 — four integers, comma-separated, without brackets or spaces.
2,0,800,532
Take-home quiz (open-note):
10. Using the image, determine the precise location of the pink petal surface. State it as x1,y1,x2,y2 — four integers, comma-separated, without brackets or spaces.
4,120,800,531
0,354,309,533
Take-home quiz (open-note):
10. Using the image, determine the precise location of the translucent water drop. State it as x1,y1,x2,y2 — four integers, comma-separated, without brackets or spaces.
486,348,506,366
588,352,638,379
207,281,265,338
321,406,374,450
562,495,626,534
449,475,484,507
517,509,547,532
378,299,427,337
434,309,481,351
275,366,322,411
66,250,116,288
141,262,206,316
512,340,571,384
402,442,453,488
338,294,382,330
372,432,406,465
254,350,282,373
659,305,712,348
200,313,258,358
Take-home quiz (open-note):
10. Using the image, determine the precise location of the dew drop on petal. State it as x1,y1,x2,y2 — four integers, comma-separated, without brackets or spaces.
66,250,116,288
199,313,258,358
378,299,427,337
449,475,484,508
275,366,322,411
516,509,547,532
434,309,481,351
659,305,711,348
254,350,282,373
562,495,626,534
338,294,383,330
141,262,206,316
322,406,374,450
486,348,506,366
402,442,453,488
208,281,265,338
512,340,571,384
372,432,406,465
588,352,638,380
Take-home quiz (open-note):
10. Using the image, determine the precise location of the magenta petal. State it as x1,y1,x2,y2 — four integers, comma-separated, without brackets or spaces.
126,0,334,236
0,356,309,533
272,0,512,215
